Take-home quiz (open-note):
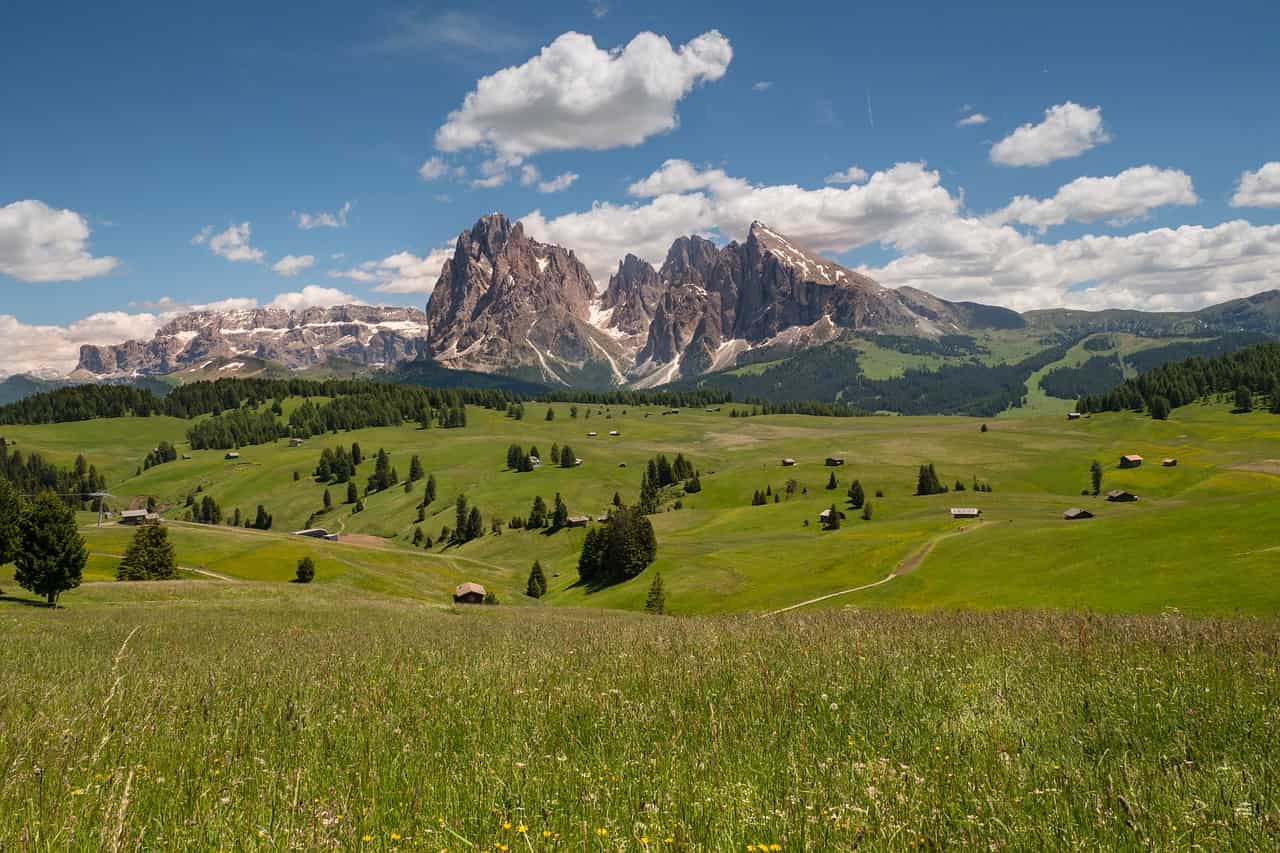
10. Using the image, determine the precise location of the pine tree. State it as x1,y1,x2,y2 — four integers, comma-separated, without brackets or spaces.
295,556,315,584
1235,386,1254,412
862,501,873,521
466,506,484,542
0,477,20,567
545,407,555,421
426,474,437,504
526,560,547,598
346,481,358,504
416,505,426,523
847,479,865,509
826,471,838,490
528,495,547,528
645,572,666,615
253,505,272,530
350,443,363,466
1090,460,1103,496
412,526,424,547
1150,395,1172,420
612,491,623,508
552,492,569,529
550,443,560,465
323,488,332,510
232,507,242,527
14,492,86,605
409,455,424,482
825,503,841,530
507,443,524,470
560,445,576,468
116,522,177,581
453,494,469,544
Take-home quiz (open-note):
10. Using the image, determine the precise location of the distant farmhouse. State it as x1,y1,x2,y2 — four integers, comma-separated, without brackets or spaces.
119,509,159,525
825,457,845,467
566,515,590,528
1162,458,1178,467
454,582,487,604
289,438,305,447
1067,412,1082,421
781,458,796,467
818,508,847,523
1063,507,1094,520
1106,489,1138,502
225,451,241,460
609,430,621,436
950,507,982,519
1119,454,1143,469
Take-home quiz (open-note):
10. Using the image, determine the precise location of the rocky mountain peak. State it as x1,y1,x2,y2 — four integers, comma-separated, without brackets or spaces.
600,254,664,337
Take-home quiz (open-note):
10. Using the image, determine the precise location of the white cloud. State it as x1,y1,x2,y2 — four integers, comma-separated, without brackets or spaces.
0,311,162,378
752,81,773,92
517,164,579,193
956,113,988,127
538,172,579,193
987,166,1198,231
271,254,316,277
434,30,732,160
356,10,525,56
870,218,1280,312
824,166,869,185
193,222,265,263
267,285,364,311
990,102,1111,167
418,157,465,182
1230,162,1280,208
331,248,452,295
292,201,352,230
0,200,119,283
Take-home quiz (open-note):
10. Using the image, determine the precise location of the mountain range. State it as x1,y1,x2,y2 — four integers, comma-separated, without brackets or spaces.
57,213,1280,402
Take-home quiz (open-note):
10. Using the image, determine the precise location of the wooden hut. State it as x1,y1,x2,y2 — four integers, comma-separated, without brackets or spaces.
453,582,487,604
1062,507,1094,520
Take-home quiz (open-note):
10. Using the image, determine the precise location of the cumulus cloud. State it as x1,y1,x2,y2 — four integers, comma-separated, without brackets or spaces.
192,222,265,263
824,166,869,185
516,164,579,193
267,285,363,310
987,166,1198,231
0,200,119,283
331,248,452,295
292,201,351,230
418,156,465,182
1230,162,1280,208
956,112,988,127
434,30,732,161
990,102,1111,167
271,254,316,277
0,311,164,377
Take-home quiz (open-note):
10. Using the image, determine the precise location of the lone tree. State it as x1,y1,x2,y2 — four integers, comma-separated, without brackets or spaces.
0,477,20,568
824,503,841,530
14,492,86,606
116,522,177,581
323,488,332,510
861,501,873,521
295,556,316,584
559,445,576,468
915,463,948,496
545,407,555,421
528,495,548,528
346,481,358,504
847,479,865,509
526,560,548,598
425,474,437,504
1090,460,1103,496
644,572,666,615
826,471,838,490
551,492,569,529
408,455,424,482
1235,386,1254,413
1149,395,1171,420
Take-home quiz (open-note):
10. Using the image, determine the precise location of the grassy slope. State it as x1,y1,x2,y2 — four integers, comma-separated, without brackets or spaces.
1,591,1277,849
7,399,1280,616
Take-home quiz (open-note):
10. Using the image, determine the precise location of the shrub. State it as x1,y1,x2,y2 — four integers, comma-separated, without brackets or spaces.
295,556,316,584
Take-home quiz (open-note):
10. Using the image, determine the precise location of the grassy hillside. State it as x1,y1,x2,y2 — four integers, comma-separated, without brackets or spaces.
5,397,1279,616
1,589,1277,849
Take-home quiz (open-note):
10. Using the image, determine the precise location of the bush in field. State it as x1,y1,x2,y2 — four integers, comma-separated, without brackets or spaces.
295,557,315,584
526,561,547,598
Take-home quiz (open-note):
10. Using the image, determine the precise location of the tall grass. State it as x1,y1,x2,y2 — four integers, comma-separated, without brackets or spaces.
1,587,1277,849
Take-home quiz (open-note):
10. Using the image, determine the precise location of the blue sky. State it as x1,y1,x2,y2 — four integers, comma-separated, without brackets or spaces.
2,0,1279,374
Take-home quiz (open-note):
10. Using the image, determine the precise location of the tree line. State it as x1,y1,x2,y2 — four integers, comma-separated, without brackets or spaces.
0,440,106,509
1077,342,1280,416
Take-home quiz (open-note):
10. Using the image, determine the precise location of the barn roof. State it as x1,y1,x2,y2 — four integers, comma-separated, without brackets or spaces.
455,582,487,597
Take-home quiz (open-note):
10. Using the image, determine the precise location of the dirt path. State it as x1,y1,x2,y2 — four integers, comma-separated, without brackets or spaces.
89,550,237,582
765,522,985,616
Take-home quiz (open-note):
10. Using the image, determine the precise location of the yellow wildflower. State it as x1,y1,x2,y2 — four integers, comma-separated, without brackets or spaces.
516,824,527,834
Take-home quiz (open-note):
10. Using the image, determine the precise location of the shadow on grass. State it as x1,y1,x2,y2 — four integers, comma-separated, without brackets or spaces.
0,593,56,609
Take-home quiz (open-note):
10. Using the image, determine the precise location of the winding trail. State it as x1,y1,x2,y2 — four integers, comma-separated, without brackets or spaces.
765,522,985,617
